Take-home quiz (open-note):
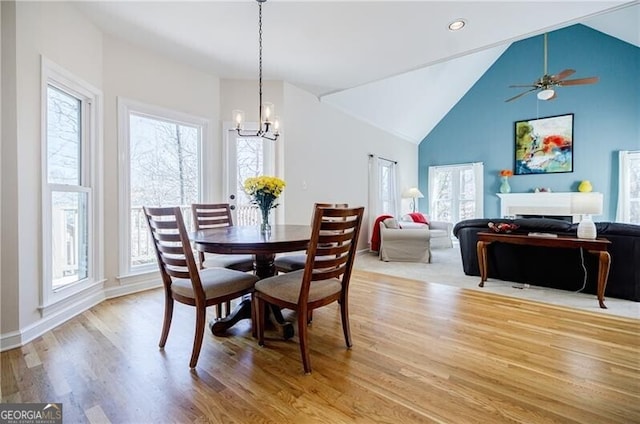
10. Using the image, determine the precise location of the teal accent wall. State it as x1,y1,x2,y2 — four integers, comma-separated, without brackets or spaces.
418,25,640,221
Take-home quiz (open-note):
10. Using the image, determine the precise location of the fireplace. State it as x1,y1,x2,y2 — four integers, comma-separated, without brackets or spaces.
516,214,573,222
497,193,603,223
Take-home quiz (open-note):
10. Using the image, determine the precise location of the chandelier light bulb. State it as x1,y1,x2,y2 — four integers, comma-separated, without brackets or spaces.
262,102,273,122
233,110,245,128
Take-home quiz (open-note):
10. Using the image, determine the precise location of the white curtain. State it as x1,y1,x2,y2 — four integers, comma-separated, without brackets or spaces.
616,150,640,223
368,154,399,250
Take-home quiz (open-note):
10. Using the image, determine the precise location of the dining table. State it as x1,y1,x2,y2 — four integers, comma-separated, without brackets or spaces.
191,224,311,339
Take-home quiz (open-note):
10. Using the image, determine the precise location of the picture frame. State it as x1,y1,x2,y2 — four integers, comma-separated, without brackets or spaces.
514,113,574,175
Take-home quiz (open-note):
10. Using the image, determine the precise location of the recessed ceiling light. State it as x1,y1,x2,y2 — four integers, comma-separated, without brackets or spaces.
448,19,466,31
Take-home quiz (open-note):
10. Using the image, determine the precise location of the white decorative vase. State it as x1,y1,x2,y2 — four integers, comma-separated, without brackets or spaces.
577,215,597,239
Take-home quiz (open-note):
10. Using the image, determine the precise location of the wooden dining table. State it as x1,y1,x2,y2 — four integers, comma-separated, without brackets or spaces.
191,224,311,338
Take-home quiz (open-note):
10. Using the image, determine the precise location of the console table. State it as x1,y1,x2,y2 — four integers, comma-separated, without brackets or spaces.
476,232,611,308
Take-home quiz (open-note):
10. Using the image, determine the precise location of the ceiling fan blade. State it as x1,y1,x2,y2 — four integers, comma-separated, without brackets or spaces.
553,69,576,81
505,88,537,102
559,76,599,86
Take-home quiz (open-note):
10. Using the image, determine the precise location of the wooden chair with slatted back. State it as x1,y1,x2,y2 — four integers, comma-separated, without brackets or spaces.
274,203,348,273
254,205,365,374
144,206,259,368
191,203,255,317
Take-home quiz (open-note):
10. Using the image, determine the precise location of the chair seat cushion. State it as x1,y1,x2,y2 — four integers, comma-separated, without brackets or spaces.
274,254,307,272
255,270,342,304
202,254,254,272
172,267,258,300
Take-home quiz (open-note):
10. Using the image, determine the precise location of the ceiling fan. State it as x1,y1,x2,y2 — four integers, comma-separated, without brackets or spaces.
505,33,599,102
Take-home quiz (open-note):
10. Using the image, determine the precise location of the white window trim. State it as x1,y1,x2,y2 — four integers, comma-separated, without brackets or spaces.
616,150,640,223
428,162,484,222
40,57,104,313
117,97,210,279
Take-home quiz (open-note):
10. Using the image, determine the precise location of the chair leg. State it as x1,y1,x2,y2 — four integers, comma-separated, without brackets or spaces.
189,305,206,368
215,303,222,319
298,307,312,374
339,297,352,348
225,300,232,317
159,294,174,348
307,309,313,324
250,292,257,338
257,296,265,347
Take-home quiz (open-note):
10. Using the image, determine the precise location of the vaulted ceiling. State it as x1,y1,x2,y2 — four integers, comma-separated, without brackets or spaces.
74,1,640,143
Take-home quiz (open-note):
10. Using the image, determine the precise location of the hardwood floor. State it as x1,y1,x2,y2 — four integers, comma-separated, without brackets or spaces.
2,270,639,423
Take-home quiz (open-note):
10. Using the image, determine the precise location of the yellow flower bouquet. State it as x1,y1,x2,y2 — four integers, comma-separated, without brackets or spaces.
243,176,286,232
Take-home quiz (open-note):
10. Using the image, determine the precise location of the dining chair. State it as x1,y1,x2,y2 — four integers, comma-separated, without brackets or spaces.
274,203,348,274
192,203,255,318
254,205,364,374
191,203,255,271
144,206,259,368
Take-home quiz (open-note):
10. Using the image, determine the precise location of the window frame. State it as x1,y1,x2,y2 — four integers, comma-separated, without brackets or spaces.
428,162,484,224
117,97,210,278
40,58,103,312
616,150,640,224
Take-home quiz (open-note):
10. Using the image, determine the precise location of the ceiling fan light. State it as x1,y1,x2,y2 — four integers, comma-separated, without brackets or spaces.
537,89,555,100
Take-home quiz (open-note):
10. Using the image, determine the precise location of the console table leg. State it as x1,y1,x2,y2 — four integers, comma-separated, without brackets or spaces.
477,240,490,287
594,250,611,309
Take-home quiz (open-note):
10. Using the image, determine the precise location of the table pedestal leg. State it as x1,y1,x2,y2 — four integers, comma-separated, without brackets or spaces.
209,299,294,340
255,253,276,279
209,252,294,339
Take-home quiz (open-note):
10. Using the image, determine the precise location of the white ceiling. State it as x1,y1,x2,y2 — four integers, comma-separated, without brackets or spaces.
74,1,640,143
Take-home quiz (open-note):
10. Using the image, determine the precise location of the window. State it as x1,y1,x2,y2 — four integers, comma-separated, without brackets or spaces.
224,127,275,226
367,155,399,239
616,150,640,224
378,159,398,216
119,99,207,275
428,163,483,224
42,59,102,307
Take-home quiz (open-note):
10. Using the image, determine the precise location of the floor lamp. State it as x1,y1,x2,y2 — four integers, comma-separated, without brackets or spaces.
402,187,424,213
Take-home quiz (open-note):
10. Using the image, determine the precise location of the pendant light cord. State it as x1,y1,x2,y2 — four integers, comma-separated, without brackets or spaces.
258,1,263,126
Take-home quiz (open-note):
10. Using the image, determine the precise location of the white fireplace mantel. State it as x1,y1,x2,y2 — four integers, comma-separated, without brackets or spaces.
497,192,603,223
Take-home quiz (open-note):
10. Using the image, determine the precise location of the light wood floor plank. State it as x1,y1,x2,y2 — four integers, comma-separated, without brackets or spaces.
2,270,638,423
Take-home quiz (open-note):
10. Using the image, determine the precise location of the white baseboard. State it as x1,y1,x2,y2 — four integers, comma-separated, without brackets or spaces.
0,277,162,352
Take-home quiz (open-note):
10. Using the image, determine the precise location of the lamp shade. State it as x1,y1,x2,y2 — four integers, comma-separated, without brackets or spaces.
402,187,424,199
570,193,603,215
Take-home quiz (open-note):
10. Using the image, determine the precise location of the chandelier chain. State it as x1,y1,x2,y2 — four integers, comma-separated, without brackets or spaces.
258,1,263,124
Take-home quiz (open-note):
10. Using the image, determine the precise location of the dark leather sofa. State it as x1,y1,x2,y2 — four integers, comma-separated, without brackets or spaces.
453,218,640,302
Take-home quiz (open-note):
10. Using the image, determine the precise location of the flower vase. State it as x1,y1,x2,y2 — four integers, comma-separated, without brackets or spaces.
260,207,271,234
500,176,511,194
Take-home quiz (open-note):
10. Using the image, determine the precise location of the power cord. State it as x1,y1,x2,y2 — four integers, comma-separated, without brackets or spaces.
576,247,587,293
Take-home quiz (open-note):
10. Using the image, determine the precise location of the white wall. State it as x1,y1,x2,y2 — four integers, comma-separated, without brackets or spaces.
1,1,103,344
282,83,417,246
1,1,417,349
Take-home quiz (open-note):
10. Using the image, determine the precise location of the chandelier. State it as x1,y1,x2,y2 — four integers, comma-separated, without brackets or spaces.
233,0,280,141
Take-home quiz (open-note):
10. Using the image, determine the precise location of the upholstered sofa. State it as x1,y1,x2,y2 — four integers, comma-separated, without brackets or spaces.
453,218,640,302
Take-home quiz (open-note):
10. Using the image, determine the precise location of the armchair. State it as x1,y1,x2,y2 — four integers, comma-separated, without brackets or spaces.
400,214,453,249
379,218,431,263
